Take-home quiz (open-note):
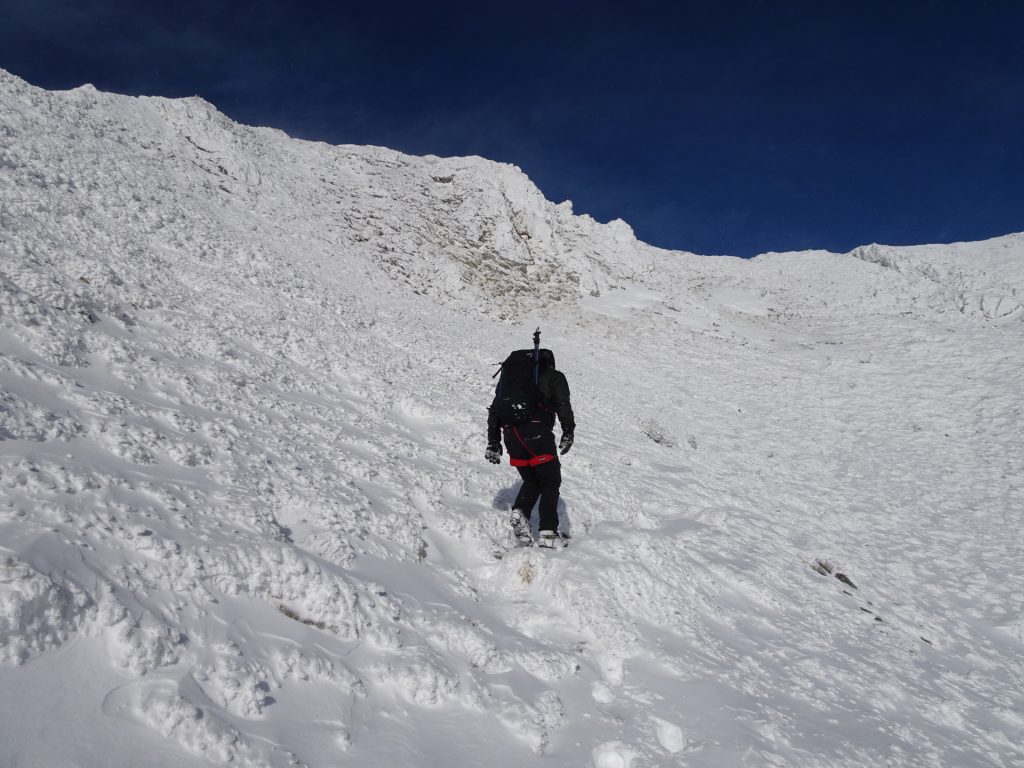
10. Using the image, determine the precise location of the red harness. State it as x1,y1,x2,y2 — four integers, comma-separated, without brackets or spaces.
507,425,556,467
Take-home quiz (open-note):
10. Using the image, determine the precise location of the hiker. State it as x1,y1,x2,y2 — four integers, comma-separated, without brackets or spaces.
486,332,575,548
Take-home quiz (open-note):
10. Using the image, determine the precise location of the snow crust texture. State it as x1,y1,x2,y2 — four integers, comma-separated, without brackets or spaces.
1,69,1022,768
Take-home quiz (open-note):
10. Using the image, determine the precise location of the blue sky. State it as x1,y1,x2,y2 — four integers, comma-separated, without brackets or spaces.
2,0,1022,256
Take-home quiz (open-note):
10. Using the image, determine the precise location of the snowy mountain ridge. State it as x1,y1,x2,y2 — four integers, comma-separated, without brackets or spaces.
846,237,1024,319
20,72,660,313
1,69,1023,768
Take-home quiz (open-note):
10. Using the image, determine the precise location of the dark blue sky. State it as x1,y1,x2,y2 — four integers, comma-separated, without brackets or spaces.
2,1,1022,256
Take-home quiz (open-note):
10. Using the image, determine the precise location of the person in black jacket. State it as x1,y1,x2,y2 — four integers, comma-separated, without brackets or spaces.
486,349,575,548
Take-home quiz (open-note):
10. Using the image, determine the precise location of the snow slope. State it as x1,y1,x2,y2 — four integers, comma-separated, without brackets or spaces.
1,69,1022,767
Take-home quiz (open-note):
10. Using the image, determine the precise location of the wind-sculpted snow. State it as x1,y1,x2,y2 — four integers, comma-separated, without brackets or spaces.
1,68,1023,767
850,238,1024,319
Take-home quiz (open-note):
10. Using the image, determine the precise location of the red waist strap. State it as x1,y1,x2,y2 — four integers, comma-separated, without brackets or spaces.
510,454,556,467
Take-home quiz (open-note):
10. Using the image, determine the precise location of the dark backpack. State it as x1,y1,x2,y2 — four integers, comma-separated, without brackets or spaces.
490,348,555,426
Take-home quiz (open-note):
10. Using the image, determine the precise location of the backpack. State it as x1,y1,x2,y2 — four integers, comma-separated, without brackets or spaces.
490,348,555,426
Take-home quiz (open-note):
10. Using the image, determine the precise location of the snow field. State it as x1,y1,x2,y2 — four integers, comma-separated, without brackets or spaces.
1,69,1023,767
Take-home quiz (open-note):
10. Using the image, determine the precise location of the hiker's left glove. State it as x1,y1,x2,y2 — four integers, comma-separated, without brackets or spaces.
485,442,502,464
559,432,574,455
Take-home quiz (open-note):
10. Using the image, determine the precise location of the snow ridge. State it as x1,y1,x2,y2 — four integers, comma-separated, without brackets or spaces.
850,238,1024,319
1,69,1023,768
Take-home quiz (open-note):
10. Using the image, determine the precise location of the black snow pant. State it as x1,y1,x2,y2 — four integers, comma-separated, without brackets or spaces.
512,462,562,533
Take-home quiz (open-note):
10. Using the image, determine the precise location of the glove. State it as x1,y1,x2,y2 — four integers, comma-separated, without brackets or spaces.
485,442,502,464
559,432,574,455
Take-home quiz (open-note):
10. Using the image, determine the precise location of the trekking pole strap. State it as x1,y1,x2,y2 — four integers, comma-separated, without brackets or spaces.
532,328,541,385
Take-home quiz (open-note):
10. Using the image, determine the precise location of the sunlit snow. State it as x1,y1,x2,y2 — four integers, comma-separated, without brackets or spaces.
1,70,1022,767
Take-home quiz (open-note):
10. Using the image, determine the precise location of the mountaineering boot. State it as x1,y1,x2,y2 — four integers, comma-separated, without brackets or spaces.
537,530,566,549
510,509,532,546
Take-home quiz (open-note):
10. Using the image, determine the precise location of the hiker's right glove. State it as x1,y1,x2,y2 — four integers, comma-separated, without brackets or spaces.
559,432,574,455
485,442,502,464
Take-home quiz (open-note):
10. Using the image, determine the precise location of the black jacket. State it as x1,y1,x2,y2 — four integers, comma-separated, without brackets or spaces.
487,367,575,448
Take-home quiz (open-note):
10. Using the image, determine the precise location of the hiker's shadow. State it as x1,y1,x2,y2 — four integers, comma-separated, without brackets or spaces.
493,483,572,537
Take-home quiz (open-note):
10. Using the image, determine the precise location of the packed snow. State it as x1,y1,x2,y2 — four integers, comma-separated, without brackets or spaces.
1,69,1022,767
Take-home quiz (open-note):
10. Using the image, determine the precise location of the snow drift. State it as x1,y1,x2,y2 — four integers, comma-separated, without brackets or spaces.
1,69,1022,767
